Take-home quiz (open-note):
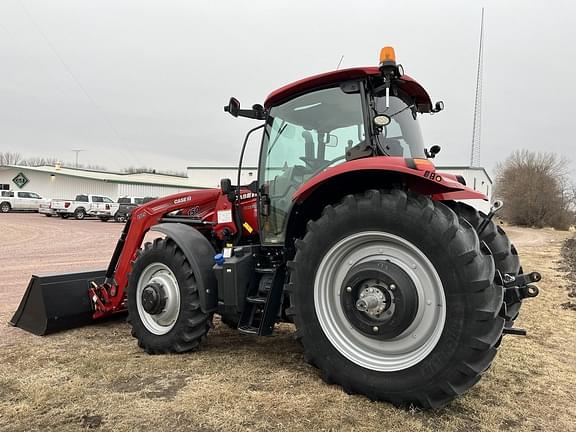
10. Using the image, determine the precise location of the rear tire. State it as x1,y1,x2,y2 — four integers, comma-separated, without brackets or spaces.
98,217,110,222
74,208,86,220
448,202,522,326
60,213,70,219
0,202,10,213
288,190,504,408
127,237,211,354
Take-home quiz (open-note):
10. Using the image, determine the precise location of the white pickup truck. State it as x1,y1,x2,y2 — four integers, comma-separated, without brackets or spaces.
51,194,120,221
0,190,50,213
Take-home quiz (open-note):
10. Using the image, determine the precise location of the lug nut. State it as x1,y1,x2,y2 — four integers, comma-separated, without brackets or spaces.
390,284,396,290
372,326,379,332
346,286,352,292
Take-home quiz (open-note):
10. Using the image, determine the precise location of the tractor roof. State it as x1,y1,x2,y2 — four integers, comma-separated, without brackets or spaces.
264,67,433,112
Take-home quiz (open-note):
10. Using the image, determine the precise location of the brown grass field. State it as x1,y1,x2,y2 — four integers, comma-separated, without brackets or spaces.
0,214,575,431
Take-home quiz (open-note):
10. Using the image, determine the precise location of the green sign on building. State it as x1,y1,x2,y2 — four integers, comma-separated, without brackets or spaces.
12,172,29,189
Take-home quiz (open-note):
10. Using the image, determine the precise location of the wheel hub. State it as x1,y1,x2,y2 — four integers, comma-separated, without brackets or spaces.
355,285,388,316
141,282,167,315
341,261,418,340
136,262,181,335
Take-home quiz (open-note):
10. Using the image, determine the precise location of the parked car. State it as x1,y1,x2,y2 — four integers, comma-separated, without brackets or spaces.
50,194,119,220
114,196,156,222
0,190,50,213
38,200,57,217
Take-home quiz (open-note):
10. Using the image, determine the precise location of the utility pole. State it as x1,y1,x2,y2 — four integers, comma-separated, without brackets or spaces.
470,7,485,167
71,149,85,168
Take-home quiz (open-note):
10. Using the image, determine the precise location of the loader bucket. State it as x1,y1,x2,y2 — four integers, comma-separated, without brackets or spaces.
10,269,106,335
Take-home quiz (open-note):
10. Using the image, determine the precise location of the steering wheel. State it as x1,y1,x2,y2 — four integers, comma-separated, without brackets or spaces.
313,155,347,174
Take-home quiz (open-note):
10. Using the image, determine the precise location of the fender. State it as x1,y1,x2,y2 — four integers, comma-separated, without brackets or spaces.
292,156,487,203
151,223,218,313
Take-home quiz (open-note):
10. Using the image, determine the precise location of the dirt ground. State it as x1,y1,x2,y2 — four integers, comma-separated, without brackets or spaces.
0,214,575,432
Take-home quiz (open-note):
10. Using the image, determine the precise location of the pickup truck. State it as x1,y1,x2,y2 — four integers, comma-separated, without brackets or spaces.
114,196,156,222
0,190,50,213
51,194,119,221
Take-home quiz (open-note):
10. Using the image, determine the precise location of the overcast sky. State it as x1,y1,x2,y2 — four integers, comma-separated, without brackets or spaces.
0,0,574,176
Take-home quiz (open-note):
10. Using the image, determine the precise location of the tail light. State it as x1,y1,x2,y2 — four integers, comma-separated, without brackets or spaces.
64,202,70,208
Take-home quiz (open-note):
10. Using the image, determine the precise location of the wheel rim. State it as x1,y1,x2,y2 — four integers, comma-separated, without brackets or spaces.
314,231,446,372
136,262,181,335
1,204,9,212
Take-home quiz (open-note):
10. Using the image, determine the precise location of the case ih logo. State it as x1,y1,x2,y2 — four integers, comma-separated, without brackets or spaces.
12,172,29,189
173,196,192,204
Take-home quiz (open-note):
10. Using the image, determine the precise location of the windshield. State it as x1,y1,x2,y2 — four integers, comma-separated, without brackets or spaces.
372,95,425,158
260,84,365,243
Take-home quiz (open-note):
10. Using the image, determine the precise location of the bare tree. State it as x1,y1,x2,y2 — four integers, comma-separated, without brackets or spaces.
494,150,574,230
23,156,60,167
0,152,24,166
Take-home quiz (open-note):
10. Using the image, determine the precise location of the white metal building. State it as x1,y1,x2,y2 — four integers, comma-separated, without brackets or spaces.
0,165,204,200
436,166,493,213
187,166,258,189
0,164,493,212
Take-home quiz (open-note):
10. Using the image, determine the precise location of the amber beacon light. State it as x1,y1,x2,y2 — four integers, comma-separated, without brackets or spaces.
379,46,396,66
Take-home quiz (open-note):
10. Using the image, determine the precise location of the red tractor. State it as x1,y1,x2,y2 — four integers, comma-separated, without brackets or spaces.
12,47,540,408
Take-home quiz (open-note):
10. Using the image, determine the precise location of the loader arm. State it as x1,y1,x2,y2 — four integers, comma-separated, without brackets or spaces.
90,189,221,318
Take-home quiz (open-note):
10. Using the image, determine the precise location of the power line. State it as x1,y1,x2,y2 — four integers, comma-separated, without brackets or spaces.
470,7,484,167
18,0,142,167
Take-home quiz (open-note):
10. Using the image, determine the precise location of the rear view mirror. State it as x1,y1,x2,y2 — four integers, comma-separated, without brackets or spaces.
224,97,241,117
326,134,339,147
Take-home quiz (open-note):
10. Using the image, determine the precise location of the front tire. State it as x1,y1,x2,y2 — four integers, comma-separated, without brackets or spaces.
127,237,211,354
0,202,11,213
288,190,504,408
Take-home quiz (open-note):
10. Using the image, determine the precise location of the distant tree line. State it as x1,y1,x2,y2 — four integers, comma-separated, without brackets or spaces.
494,150,575,230
121,166,187,177
0,152,186,177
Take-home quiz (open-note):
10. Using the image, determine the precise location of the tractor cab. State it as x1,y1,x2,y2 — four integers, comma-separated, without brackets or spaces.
226,47,444,243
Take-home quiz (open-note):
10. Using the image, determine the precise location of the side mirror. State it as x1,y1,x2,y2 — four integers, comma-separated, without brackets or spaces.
425,145,441,159
224,97,241,117
220,178,232,194
432,101,444,113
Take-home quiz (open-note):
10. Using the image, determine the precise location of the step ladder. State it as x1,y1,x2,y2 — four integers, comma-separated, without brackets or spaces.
237,266,285,336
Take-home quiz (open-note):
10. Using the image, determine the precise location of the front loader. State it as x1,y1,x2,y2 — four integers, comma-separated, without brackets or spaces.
10,47,541,409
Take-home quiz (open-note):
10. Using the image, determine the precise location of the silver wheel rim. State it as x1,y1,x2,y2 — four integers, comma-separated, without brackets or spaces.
1,204,9,212
314,231,446,372
136,262,181,335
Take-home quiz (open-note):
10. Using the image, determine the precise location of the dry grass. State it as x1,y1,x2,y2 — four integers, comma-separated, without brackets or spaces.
1,215,575,431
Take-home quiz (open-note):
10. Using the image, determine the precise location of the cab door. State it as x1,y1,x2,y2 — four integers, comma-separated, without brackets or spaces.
15,192,30,209
258,83,366,245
